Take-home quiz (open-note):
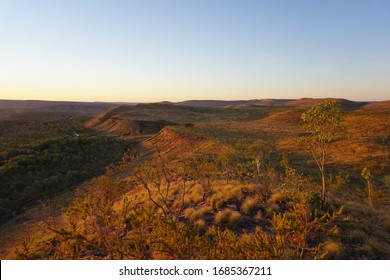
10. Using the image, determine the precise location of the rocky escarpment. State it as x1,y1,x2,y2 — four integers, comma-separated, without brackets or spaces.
86,106,175,136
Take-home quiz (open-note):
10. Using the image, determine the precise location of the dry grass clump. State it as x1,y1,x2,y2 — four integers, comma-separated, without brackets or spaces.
183,206,213,221
194,219,206,231
208,183,244,209
240,198,264,216
183,208,196,220
215,209,242,227
223,184,243,200
323,241,343,259
255,211,263,221
198,205,213,216
242,184,260,194
183,184,204,205
328,226,340,236
209,194,224,209
265,204,279,216
268,192,288,204
229,211,242,225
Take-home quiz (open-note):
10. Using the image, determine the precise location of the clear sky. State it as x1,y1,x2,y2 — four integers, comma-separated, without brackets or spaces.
0,0,389,102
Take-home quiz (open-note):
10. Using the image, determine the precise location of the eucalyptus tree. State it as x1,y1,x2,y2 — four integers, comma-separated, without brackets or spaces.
301,99,344,203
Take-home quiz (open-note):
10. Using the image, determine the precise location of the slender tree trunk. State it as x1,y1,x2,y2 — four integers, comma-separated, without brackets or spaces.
321,169,326,202
367,182,373,207
180,162,187,213
320,151,326,207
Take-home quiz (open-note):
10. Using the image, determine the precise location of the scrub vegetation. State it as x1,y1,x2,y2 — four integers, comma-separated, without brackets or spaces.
1,99,389,259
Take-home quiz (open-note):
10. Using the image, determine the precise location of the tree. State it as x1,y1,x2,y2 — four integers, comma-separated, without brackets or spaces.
190,153,217,201
247,140,276,200
300,99,344,204
361,167,380,208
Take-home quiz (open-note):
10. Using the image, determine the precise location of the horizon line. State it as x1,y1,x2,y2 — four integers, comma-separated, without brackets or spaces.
0,97,388,104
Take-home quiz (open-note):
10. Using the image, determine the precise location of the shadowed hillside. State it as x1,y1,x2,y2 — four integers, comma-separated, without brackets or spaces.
0,99,134,118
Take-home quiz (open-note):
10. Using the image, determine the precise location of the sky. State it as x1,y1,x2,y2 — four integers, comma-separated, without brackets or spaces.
0,0,389,102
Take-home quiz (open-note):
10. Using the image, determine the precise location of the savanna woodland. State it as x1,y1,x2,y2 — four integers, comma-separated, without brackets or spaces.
0,98,389,260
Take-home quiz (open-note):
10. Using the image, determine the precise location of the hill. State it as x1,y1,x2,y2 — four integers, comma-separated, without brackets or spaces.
361,100,390,111
174,98,367,110
86,103,268,136
0,99,136,118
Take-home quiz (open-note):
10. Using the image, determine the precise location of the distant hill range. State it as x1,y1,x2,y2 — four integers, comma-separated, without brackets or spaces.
1,98,389,119
172,98,382,110
0,100,138,117
82,98,389,137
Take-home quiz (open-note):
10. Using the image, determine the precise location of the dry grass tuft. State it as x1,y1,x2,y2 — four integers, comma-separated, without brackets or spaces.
184,184,204,205
194,219,206,231
265,204,279,216
209,184,243,209
183,208,195,220
183,206,213,221
268,192,288,204
255,211,263,221
240,198,264,216
323,241,343,259
215,209,242,227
